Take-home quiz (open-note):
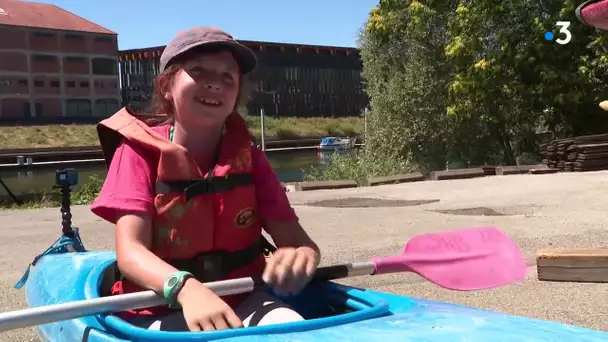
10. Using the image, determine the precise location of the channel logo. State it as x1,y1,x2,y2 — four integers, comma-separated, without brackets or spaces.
544,21,572,45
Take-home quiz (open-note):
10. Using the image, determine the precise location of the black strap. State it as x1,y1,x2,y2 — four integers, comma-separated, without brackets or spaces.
166,237,267,282
155,173,253,201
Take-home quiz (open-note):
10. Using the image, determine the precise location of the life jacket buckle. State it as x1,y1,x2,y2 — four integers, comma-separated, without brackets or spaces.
184,179,212,202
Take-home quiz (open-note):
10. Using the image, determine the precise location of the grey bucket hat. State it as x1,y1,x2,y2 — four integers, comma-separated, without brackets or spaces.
159,26,258,74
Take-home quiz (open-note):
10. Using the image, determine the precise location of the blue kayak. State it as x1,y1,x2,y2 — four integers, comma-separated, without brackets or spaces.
25,251,608,342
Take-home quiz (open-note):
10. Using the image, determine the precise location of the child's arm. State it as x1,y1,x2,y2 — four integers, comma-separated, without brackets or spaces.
91,141,181,293
251,147,321,294
263,219,320,255
114,212,181,293
250,146,320,253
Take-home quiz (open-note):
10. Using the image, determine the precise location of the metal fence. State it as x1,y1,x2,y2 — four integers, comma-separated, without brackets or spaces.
119,41,369,117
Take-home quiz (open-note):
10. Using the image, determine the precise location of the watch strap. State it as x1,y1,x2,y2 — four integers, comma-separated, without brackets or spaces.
163,271,194,308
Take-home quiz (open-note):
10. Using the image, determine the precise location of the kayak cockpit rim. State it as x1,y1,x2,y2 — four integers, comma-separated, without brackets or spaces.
84,258,397,340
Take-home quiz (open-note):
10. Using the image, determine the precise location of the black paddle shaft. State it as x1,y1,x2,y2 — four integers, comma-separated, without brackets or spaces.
251,263,366,290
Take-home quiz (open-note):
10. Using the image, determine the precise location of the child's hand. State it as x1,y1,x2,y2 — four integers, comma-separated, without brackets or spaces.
177,278,243,331
262,246,320,296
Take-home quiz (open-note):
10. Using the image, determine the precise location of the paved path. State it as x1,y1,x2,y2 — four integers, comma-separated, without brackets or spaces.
1,171,608,340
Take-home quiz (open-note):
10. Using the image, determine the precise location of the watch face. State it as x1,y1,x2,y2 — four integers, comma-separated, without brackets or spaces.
167,276,178,287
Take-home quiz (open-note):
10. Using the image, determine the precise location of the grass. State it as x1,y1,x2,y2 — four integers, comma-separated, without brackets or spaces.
0,174,104,210
0,115,363,149
245,116,362,140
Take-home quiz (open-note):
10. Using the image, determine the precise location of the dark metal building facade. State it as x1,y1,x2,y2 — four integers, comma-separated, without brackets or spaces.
119,40,368,117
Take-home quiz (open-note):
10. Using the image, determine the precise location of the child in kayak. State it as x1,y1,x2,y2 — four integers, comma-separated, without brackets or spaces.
91,26,321,332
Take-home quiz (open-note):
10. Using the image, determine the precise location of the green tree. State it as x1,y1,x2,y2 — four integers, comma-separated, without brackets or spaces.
445,0,608,164
360,0,608,169
361,0,458,171
306,0,608,182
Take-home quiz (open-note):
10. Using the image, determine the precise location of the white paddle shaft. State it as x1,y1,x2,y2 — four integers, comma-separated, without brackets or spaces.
0,262,376,332
0,277,256,332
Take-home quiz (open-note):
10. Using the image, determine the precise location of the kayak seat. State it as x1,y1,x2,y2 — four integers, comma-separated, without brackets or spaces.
99,260,119,297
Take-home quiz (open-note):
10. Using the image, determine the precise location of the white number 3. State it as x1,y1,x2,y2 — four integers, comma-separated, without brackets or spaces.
555,21,572,45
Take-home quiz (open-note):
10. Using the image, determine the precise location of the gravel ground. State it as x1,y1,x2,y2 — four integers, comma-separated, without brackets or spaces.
1,171,608,341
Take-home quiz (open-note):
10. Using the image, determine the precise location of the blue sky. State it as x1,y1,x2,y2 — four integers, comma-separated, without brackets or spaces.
35,0,379,50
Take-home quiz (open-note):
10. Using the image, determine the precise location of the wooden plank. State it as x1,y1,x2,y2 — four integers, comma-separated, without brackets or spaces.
294,179,358,191
481,166,497,176
529,168,560,174
537,248,608,283
365,172,425,186
495,165,544,175
429,168,485,181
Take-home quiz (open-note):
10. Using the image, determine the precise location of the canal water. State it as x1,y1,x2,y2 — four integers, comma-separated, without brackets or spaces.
0,149,333,198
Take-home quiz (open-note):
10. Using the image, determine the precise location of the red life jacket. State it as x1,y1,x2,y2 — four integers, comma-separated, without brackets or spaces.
96,107,268,317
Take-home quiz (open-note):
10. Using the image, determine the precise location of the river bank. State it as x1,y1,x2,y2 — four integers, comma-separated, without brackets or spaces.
0,148,335,208
0,116,363,150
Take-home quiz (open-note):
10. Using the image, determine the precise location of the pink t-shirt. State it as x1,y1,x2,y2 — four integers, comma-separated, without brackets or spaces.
91,124,298,224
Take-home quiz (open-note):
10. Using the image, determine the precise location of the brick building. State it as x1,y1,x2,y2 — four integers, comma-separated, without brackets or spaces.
0,0,120,123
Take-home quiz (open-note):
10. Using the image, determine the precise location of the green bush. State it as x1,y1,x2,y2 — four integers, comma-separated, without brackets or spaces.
71,174,104,205
302,148,413,185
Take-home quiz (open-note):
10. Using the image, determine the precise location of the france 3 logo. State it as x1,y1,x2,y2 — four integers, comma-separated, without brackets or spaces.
544,21,572,45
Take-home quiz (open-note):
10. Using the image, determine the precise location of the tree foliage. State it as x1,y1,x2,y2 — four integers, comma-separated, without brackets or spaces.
360,0,608,169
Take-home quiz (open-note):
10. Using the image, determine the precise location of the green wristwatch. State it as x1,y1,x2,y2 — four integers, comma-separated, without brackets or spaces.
163,271,194,308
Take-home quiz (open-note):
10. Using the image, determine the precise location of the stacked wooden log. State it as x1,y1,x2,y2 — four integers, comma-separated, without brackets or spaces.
542,133,608,172
541,138,574,171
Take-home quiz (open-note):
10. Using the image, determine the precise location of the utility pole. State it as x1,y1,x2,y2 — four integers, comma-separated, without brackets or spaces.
260,108,266,152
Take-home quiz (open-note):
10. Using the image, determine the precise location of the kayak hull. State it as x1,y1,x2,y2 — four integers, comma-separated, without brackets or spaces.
26,251,608,342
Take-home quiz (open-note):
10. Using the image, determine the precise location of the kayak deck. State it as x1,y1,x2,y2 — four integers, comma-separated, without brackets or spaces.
25,252,608,341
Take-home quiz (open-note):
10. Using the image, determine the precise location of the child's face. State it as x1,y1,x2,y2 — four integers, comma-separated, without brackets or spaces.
167,50,241,128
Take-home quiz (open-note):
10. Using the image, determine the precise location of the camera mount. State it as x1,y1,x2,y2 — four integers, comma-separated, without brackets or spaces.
53,169,78,238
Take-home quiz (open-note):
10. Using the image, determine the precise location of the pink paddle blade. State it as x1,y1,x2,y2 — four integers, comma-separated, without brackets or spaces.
576,0,608,30
372,227,527,290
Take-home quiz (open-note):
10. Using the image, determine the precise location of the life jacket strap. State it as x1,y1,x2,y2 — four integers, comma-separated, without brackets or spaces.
155,173,254,201
166,237,274,282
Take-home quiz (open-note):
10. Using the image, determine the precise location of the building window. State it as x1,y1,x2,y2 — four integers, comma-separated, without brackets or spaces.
23,103,30,117
94,36,113,43
18,79,27,87
66,99,91,117
34,102,43,117
0,79,10,87
94,99,119,117
33,31,55,38
65,33,85,41
92,58,117,75
80,81,89,88
66,56,86,62
34,54,57,62
34,80,44,87
66,81,75,88
50,81,60,88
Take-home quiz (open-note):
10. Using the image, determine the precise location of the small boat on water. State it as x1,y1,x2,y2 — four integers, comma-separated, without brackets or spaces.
318,136,356,151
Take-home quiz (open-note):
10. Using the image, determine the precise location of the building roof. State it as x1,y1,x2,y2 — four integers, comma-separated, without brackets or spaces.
0,0,115,35
120,40,360,61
